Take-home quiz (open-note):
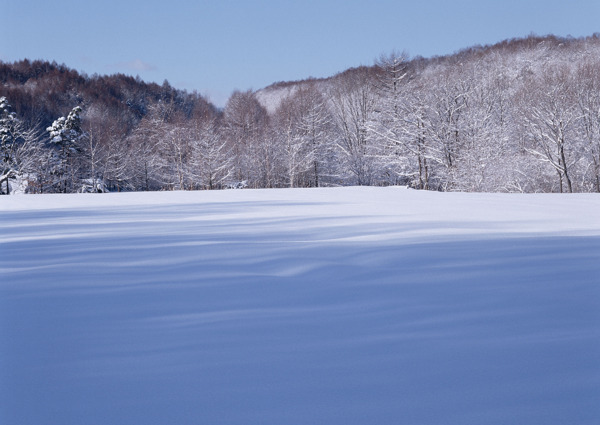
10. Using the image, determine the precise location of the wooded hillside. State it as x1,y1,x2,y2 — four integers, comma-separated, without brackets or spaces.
2,34,600,193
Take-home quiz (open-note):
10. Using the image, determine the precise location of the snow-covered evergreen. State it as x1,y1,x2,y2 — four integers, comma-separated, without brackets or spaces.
0,96,19,194
46,106,86,192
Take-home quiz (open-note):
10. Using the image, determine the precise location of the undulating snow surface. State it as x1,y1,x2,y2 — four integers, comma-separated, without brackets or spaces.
1,187,599,425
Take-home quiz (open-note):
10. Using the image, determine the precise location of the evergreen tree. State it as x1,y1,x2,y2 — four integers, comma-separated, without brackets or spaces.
0,97,19,194
47,106,86,192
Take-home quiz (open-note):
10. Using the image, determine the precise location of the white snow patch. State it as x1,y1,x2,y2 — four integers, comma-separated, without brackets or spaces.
255,85,299,114
1,187,599,425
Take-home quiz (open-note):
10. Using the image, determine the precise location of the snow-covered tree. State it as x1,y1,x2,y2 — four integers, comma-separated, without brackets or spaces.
574,59,600,192
125,107,164,191
520,67,579,193
296,86,332,187
369,52,417,186
424,67,471,190
0,97,46,194
223,91,270,187
77,105,131,192
272,87,326,188
47,106,86,192
0,97,19,194
329,69,379,185
189,119,232,190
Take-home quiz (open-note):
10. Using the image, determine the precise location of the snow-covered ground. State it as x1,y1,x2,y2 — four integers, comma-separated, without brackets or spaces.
1,187,599,425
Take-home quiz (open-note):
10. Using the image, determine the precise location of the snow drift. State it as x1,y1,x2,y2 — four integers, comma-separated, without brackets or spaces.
1,187,599,425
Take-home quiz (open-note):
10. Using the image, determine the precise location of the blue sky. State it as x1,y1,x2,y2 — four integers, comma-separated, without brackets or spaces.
2,0,599,106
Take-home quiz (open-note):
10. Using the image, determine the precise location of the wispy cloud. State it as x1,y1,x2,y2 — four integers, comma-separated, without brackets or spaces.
114,59,157,72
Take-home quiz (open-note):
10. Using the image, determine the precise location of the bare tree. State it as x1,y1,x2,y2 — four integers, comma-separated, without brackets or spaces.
189,119,232,190
574,59,600,192
424,66,471,190
520,66,579,193
369,51,413,185
329,68,378,185
223,91,269,187
271,84,331,188
296,85,332,187
126,104,165,191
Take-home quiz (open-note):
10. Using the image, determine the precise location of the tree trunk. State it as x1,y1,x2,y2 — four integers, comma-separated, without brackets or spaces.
559,144,573,193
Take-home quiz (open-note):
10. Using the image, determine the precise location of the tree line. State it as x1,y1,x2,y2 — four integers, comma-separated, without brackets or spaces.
2,34,600,194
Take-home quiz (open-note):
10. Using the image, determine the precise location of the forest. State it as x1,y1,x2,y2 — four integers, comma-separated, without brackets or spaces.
1,34,600,194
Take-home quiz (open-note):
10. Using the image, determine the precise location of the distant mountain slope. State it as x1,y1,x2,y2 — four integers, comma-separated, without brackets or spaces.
0,59,217,130
255,34,600,113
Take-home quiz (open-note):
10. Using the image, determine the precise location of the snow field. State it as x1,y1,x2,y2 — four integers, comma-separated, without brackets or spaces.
1,187,599,425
